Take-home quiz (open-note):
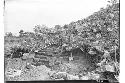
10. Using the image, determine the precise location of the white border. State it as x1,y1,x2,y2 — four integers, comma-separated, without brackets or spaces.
0,0,4,83
0,0,123,83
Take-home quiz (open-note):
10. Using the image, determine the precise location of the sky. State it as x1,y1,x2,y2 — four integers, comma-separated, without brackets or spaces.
4,0,108,36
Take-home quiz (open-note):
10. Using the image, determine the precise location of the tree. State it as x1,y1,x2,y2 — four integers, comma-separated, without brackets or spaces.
54,25,62,31
33,25,50,34
5,32,13,37
19,30,24,37
63,24,68,29
107,0,118,5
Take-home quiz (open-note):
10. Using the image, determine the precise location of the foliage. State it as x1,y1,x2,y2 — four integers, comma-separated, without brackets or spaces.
5,32,13,37
4,2,119,82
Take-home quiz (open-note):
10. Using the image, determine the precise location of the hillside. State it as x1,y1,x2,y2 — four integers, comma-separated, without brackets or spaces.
4,3,120,82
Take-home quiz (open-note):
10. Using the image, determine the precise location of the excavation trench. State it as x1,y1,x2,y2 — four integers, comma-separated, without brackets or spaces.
5,45,103,80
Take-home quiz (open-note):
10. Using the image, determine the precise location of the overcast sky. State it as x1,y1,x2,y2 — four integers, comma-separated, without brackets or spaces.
4,0,108,35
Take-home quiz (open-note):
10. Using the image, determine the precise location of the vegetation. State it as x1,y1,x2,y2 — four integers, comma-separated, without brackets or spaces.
4,1,119,82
